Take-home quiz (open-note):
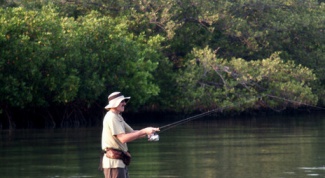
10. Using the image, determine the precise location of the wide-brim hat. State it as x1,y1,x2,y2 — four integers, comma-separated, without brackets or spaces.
105,92,131,109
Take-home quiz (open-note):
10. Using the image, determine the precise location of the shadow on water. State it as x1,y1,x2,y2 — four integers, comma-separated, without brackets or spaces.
0,113,324,178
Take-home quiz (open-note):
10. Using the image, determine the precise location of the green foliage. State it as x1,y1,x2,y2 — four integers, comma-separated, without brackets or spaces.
177,47,318,112
0,5,164,127
0,6,64,107
210,0,325,79
0,0,324,128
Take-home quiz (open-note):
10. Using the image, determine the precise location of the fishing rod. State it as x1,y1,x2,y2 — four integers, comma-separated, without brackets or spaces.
148,97,257,141
147,108,225,141
158,108,222,132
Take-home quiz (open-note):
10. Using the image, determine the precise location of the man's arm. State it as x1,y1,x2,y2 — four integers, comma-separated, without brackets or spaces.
116,127,159,143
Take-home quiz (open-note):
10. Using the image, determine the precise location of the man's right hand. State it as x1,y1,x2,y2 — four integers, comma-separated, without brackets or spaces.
143,127,160,135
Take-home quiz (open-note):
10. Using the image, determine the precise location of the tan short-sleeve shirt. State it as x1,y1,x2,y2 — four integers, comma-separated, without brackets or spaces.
101,111,134,168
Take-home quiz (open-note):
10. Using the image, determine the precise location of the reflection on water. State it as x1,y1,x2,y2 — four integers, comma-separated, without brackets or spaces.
0,113,324,178
0,128,102,178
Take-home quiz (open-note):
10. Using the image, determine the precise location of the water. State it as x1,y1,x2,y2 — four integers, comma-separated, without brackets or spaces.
0,113,324,178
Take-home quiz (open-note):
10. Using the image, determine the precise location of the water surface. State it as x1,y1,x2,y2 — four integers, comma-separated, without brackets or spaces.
0,113,324,178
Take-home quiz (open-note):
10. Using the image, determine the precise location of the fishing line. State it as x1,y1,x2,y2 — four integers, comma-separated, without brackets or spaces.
264,94,325,110
218,63,325,112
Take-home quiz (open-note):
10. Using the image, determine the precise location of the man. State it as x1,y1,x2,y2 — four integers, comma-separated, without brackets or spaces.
101,91,160,178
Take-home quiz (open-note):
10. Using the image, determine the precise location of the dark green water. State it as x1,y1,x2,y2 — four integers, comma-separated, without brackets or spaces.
0,113,324,178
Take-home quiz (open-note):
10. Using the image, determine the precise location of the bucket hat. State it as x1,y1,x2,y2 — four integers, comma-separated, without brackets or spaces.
105,92,131,109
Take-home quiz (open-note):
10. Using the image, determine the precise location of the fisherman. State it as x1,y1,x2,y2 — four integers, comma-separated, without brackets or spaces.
101,91,160,178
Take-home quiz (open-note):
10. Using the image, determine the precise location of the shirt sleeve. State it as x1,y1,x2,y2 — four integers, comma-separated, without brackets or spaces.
124,122,134,133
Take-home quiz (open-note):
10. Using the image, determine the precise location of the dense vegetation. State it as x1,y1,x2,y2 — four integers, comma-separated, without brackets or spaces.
0,0,324,129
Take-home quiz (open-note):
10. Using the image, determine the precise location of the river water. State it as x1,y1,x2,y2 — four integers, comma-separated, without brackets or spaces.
0,113,324,178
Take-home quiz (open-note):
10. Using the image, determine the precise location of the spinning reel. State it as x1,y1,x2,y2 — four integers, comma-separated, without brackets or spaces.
148,133,159,141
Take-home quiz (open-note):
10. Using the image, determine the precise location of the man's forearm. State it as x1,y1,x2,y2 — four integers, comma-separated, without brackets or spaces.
116,130,146,143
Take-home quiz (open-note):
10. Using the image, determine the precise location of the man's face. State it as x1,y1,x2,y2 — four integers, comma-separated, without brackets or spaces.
116,100,126,113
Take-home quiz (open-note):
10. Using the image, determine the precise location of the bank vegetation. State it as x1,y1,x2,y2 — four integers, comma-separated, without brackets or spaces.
0,0,324,129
